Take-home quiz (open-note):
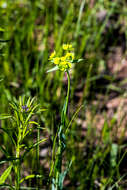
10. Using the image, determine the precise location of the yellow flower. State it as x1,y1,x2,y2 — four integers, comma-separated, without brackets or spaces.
65,52,74,60
49,51,56,60
62,44,73,51
49,43,75,72
54,57,60,65
61,56,66,61
59,61,67,71
60,61,66,66
58,61,72,71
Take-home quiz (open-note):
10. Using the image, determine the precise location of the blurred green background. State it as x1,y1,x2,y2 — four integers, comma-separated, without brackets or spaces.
1,0,127,189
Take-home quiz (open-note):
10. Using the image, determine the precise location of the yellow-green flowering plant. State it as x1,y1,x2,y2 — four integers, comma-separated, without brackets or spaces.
49,44,74,71
48,44,83,190
47,43,82,73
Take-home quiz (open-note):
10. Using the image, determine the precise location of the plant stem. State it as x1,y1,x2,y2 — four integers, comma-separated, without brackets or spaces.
54,71,70,190
66,70,70,116
15,141,20,190
63,70,70,119
36,127,40,190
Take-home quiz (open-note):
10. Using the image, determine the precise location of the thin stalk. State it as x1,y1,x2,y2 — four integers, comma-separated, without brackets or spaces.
15,141,20,190
37,127,40,168
66,70,70,116
36,127,40,190
54,71,70,190
61,70,70,123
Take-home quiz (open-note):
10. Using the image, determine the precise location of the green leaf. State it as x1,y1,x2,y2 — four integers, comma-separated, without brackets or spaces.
31,138,47,149
0,165,13,185
72,58,84,63
58,159,73,189
0,27,5,32
0,183,15,190
61,98,68,124
20,174,42,183
0,114,11,120
0,157,18,165
0,39,11,42
20,174,35,183
0,127,16,146
51,178,56,190
110,143,118,168
29,121,39,126
37,108,47,113
66,105,84,134
107,84,122,92
47,66,59,73
49,133,58,177
22,138,47,160
0,146,9,157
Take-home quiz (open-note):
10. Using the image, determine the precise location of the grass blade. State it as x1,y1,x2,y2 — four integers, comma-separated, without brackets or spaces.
0,165,13,185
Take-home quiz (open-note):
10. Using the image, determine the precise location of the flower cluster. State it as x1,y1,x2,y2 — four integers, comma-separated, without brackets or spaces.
49,44,74,71
22,105,29,112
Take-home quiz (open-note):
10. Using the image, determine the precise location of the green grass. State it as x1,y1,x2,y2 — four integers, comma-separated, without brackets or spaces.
0,0,127,189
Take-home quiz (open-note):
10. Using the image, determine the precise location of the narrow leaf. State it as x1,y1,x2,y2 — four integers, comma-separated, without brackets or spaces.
72,59,84,63
32,138,47,148
29,121,39,126
0,183,15,190
0,39,11,42
47,66,59,73
37,108,47,113
0,127,16,146
110,143,118,168
22,138,47,160
66,105,84,134
59,159,73,189
0,146,9,157
20,174,42,183
0,165,13,185
0,114,11,120
0,27,4,32
0,157,19,165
